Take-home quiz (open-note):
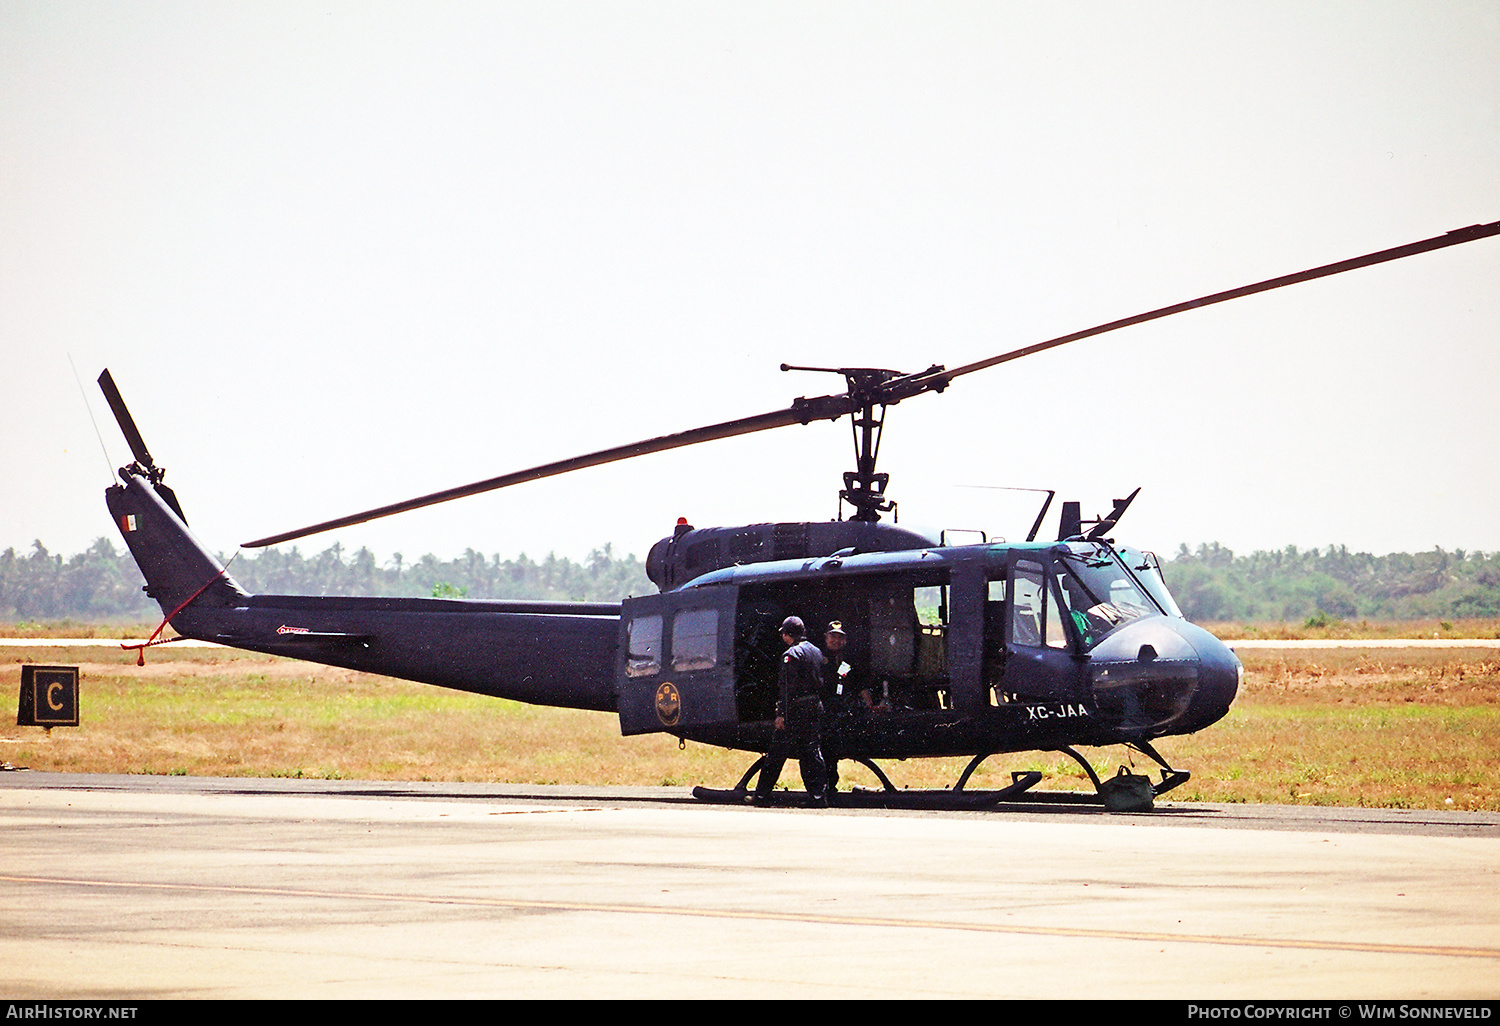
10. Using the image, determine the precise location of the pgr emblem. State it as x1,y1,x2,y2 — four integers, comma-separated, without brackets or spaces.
655,682,681,727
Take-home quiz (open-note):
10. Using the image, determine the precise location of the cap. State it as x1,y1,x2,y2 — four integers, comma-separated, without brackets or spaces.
825,620,846,637
779,616,806,638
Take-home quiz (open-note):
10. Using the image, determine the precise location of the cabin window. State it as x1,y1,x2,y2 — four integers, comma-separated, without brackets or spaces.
986,576,1007,653
626,614,662,678
869,580,948,677
869,593,914,676
984,575,1007,697
671,608,719,673
913,585,944,627
912,584,948,679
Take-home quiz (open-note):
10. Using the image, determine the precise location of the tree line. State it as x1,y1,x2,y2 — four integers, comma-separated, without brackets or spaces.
3,537,1498,623
1163,542,1500,621
0,539,654,621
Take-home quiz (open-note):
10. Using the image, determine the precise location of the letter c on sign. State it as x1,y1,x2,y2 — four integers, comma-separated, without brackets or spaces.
47,682,64,710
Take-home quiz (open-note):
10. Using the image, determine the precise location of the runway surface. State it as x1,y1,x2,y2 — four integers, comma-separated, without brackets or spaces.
1,773,1497,999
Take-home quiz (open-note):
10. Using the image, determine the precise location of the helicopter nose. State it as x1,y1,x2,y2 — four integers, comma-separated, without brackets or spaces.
1180,625,1242,733
1087,617,1240,736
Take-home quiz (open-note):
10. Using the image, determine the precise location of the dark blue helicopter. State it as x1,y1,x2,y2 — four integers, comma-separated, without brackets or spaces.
99,221,1498,810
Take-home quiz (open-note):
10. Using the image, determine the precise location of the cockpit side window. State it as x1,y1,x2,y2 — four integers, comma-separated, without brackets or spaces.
1010,562,1040,647
1045,575,1071,649
1011,559,1073,650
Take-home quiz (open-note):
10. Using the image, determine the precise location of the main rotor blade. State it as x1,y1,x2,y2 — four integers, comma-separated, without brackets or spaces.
243,218,1497,549
896,220,1500,396
242,394,853,548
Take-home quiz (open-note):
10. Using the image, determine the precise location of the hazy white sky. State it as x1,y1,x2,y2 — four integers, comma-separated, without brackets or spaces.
3,1,1497,569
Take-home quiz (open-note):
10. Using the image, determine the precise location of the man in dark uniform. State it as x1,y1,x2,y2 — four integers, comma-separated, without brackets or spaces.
753,616,829,807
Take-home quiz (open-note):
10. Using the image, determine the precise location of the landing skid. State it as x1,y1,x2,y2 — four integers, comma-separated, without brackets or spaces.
690,742,1189,812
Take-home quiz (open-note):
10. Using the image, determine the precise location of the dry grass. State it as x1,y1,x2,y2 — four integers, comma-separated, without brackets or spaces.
0,621,162,639
1163,648,1500,811
0,646,722,786
1201,617,1500,641
3,639,1497,810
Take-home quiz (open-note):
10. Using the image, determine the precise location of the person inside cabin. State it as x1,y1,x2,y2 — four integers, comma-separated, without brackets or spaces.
820,620,858,793
822,621,857,709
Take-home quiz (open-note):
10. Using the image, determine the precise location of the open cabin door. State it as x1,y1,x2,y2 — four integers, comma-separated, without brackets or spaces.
617,585,740,736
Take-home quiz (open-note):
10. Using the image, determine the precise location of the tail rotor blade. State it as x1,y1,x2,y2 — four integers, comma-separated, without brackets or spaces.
97,369,156,473
98,368,189,523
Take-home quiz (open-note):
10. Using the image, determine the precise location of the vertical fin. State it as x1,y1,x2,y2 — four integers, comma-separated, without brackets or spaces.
108,472,247,631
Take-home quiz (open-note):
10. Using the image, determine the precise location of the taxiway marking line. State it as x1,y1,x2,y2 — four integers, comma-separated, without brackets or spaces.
3,873,1496,961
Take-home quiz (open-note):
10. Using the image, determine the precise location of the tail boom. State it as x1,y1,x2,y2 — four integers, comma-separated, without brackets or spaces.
106,469,620,712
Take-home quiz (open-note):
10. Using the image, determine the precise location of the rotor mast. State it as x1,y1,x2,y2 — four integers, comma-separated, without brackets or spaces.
844,390,890,522
781,363,947,522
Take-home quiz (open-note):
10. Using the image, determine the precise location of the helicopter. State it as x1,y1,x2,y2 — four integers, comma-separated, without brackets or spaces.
99,220,1499,811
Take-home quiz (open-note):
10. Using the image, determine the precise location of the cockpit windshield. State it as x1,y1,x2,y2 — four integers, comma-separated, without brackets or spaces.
1114,545,1184,619
1053,542,1162,647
